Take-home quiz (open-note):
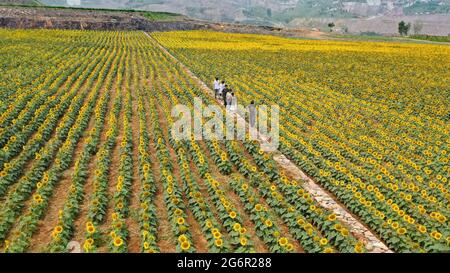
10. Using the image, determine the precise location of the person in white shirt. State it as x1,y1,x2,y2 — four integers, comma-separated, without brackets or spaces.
230,92,237,112
226,90,233,110
213,77,220,99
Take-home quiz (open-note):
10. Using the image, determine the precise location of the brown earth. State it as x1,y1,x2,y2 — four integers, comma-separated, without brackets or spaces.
0,6,326,39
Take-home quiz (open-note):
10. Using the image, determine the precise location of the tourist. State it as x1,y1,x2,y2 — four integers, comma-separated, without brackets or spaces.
226,89,233,110
213,77,220,99
249,100,256,127
219,80,225,97
230,92,237,112
222,84,229,107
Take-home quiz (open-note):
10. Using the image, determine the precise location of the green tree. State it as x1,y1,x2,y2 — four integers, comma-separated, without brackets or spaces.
328,22,335,32
398,21,411,36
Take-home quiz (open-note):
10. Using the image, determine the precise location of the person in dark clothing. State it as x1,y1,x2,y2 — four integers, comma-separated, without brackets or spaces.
222,85,229,107
249,100,256,127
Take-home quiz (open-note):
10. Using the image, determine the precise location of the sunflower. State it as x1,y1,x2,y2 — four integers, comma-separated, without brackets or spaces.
113,237,124,247
112,213,118,221
278,237,288,247
233,223,241,232
391,222,399,229
354,245,363,253
141,203,149,210
265,219,273,227
229,211,237,219
334,224,342,231
174,208,183,216
433,232,442,240
397,228,407,235
254,204,263,212
341,228,349,237
178,234,188,243
213,232,221,239
327,214,336,221
86,225,96,234
143,242,150,250
319,238,328,246
33,194,42,202
285,243,294,251
83,241,91,252
239,228,247,235
177,217,185,225
54,225,63,234
324,247,334,253
181,241,191,251
240,237,248,246
214,239,223,247
110,231,116,238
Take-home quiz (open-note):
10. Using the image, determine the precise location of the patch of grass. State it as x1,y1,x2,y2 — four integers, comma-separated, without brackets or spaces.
330,33,398,42
0,0,42,6
142,11,180,21
409,35,450,43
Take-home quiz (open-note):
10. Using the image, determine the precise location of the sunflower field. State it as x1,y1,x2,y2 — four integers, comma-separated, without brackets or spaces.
0,28,448,253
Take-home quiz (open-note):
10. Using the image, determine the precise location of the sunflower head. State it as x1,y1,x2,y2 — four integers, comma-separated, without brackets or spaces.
278,237,288,247
233,223,241,232
177,217,185,225
113,237,123,247
214,239,223,247
180,241,191,251
327,214,337,221
229,211,237,219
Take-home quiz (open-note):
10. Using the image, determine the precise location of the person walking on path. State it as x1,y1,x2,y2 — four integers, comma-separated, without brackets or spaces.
249,100,256,128
226,89,233,110
219,81,226,98
222,84,229,107
213,77,220,99
230,92,237,112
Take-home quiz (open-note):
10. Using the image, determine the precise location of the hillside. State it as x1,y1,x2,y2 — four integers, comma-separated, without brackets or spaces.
0,0,42,5
38,1,450,22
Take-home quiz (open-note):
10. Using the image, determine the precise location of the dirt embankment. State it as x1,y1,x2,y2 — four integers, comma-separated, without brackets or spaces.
0,6,326,38
0,7,207,31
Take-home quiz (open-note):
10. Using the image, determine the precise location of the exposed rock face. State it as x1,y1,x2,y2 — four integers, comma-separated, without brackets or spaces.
0,7,207,31
0,6,327,39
